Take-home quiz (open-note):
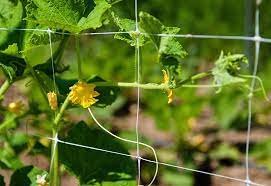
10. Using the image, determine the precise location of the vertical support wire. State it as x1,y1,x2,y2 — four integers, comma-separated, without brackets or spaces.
48,29,57,92
245,1,261,185
134,0,141,185
47,28,59,185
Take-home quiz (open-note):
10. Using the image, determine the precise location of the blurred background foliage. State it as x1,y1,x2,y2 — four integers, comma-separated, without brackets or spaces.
1,0,271,185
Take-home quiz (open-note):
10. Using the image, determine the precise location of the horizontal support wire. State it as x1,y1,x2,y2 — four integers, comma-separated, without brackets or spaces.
1,27,271,43
29,133,265,186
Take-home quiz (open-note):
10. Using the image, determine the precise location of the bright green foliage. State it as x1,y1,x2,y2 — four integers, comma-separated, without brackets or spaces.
26,0,111,33
212,52,248,91
58,122,136,185
0,1,268,185
139,12,187,82
251,139,271,172
10,166,48,186
139,12,163,46
0,0,23,49
0,113,18,133
112,13,147,46
0,141,23,170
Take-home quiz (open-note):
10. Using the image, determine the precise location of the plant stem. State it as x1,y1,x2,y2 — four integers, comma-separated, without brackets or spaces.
75,35,82,80
50,95,70,186
90,71,212,90
94,82,168,89
0,80,10,100
54,94,70,125
238,74,270,101
177,71,212,87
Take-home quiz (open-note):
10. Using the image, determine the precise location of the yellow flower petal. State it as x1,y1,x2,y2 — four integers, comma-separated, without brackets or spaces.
69,81,99,108
167,89,173,104
162,69,174,104
162,69,169,84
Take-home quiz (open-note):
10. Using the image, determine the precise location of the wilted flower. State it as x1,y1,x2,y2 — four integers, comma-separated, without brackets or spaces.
36,174,48,186
162,70,173,104
47,91,58,110
8,100,24,114
69,81,100,108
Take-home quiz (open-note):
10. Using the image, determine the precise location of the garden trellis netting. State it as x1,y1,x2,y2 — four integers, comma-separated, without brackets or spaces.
0,0,270,185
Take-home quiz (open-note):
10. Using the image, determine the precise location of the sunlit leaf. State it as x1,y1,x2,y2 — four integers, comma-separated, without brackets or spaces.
25,0,111,33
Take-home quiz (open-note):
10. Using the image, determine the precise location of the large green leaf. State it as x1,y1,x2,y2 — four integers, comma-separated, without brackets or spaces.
0,44,26,82
10,166,48,186
0,0,23,49
58,121,136,185
10,166,32,186
26,0,111,33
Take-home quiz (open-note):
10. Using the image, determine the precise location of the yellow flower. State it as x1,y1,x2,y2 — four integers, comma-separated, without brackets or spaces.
47,91,58,110
69,81,100,108
162,70,173,104
8,100,24,114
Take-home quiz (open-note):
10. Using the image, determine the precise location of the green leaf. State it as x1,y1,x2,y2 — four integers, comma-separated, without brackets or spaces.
87,75,120,108
8,132,29,152
112,13,147,46
58,121,136,185
139,11,163,46
22,26,65,53
10,166,32,186
0,44,26,82
26,0,111,33
0,113,18,132
0,0,23,49
35,70,56,93
28,167,48,186
0,175,5,186
77,0,111,30
159,27,187,80
139,12,187,80
0,142,23,170
10,166,48,186
212,52,248,91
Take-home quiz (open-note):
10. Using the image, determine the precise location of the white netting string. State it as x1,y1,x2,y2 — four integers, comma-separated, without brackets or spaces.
134,0,142,184
245,1,261,186
47,28,59,180
0,0,269,185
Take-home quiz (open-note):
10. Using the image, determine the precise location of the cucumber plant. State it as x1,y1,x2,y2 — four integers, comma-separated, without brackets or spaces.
0,0,267,185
